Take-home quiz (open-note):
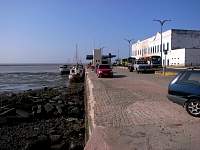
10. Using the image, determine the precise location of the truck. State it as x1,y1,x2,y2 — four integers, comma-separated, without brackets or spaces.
127,57,136,72
133,59,152,73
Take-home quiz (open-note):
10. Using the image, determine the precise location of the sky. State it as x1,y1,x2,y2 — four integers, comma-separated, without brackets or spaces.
0,0,200,63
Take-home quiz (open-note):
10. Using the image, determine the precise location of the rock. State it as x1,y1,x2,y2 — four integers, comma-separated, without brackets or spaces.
56,105,62,114
49,129,56,135
50,135,62,144
44,87,48,91
50,142,66,150
44,103,54,113
58,100,62,104
68,106,80,117
0,117,7,125
27,135,50,150
36,105,46,118
49,100,56,103
68,102,74,105
37,105,42,114
68,141,83,150
52,96,60,101
16,109,31,118
0,108,16,117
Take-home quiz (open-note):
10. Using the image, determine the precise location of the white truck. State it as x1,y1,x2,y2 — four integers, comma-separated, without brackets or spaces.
134,59,152,73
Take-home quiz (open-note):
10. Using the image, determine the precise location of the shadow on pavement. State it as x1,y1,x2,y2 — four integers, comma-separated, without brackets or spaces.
113,74,127,78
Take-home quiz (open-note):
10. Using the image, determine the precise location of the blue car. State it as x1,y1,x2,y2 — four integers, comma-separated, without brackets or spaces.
167,70,200,117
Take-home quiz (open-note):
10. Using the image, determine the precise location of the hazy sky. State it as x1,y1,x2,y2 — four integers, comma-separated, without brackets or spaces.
0,0,200,63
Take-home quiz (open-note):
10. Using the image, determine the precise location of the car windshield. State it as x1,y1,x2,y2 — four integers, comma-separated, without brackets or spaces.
136,60,147,64
98,65,111,69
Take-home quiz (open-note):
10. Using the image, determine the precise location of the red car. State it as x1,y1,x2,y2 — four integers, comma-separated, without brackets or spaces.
96,64,113,78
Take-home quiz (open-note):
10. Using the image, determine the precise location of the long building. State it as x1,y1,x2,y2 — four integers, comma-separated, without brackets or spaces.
132,29,200,66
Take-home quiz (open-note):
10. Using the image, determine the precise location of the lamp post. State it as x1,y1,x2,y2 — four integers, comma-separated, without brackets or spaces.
124,38,134,58
153,19,171,75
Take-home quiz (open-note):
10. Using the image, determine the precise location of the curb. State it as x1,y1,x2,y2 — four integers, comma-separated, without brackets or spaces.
155,71,177,76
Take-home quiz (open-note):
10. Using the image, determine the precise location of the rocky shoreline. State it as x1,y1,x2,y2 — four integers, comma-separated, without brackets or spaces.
0,82,85,150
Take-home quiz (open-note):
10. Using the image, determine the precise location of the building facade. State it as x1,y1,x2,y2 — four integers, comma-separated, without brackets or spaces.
93,48,102,66
132,29,200,66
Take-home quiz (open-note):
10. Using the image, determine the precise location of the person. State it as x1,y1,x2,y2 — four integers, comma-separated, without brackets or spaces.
95,64,99,73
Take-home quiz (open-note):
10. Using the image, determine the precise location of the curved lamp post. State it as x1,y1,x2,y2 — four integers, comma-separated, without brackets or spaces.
153,19,171,75
124,38,134,58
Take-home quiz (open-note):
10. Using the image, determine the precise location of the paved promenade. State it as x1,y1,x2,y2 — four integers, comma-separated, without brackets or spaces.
85,67,200,150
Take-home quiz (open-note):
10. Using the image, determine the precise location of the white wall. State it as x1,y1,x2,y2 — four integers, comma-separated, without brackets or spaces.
93,49,102,66
169,48,185,66
185,48,200,66
171,30,200,49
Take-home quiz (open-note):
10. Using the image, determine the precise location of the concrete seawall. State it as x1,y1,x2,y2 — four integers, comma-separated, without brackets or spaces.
84,69,111,150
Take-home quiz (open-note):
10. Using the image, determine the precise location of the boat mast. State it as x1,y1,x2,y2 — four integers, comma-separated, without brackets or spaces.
75,44,78,64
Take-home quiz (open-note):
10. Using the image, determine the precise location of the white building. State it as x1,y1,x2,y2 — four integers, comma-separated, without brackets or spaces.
93,48,102,66
132,29,200,66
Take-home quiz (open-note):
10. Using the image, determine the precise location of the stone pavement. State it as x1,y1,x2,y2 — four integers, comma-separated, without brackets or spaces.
85,68,200,150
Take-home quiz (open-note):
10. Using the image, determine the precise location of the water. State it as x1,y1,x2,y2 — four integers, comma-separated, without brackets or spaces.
0,64,69,93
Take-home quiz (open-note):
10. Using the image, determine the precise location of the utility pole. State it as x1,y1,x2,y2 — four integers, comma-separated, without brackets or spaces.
118,49,119,60
153,19,171,75
124,38,134,58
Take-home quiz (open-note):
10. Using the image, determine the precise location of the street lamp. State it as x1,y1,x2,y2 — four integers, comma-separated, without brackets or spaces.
153,19,171,75
124,38,134,58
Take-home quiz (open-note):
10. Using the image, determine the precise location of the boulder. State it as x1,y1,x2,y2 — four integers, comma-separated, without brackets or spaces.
50,142,66,150
16,109,31,118
50,135,62,144
44,103,54,113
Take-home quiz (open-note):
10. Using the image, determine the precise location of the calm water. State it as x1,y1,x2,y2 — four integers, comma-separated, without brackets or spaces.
0,64,69,93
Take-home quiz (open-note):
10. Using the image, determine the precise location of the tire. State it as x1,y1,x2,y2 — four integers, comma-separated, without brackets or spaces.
185,99,200,117
97,74,101,78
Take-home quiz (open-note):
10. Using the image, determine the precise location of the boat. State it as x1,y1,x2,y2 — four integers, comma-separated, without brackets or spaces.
68,64,84,82
68,44,85,82
59,64,70,75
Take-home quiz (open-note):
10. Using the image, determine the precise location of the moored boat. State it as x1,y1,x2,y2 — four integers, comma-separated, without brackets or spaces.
59,65,70,75
69,64,84,82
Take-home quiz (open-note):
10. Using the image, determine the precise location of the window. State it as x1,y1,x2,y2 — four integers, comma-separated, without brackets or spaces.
167,43,169,50
160,44,162,52
163,43,165,50
179,72,200,86
99,65,111,69
157,45,159,53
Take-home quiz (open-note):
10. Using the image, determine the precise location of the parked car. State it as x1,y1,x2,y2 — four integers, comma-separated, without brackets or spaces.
96,64,113,78
167,70,200,117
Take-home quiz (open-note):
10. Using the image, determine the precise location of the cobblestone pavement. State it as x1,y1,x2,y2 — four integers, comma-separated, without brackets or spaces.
85,68,200,150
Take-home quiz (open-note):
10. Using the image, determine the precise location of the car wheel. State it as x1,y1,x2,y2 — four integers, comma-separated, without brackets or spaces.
185,99,200,117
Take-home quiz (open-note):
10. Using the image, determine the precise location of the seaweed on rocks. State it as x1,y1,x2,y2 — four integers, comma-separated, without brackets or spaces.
0,82,85,150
